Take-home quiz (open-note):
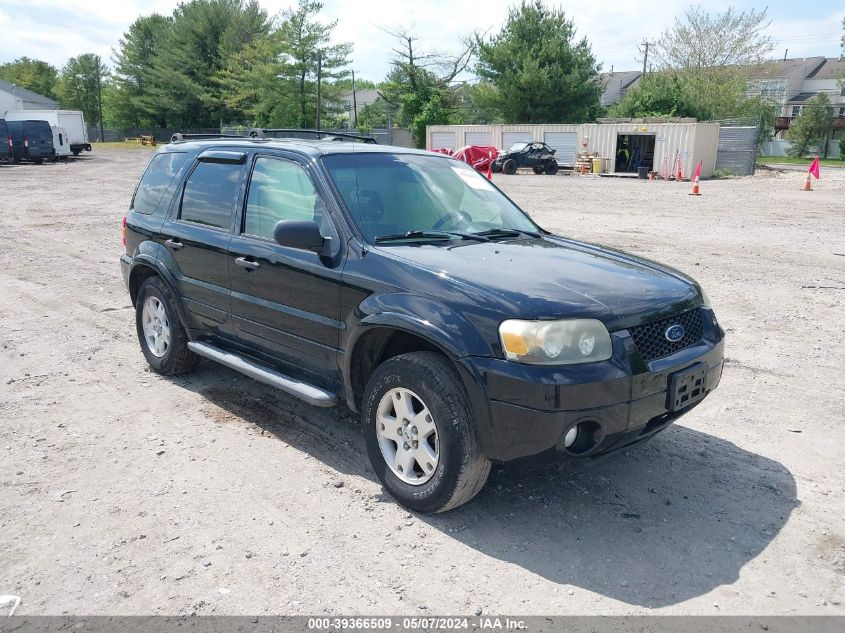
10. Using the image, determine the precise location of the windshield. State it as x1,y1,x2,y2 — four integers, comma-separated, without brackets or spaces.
322,153,541,242
509,142,530,151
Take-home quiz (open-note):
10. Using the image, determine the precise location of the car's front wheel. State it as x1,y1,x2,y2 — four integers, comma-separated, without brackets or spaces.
362,352,491,513
135,276,198,375
502,159,517,175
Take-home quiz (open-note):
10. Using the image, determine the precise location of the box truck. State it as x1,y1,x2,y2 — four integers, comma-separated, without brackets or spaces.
4,110,91,155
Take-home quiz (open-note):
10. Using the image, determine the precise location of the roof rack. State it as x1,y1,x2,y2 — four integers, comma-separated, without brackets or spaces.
246,128,378,144
169,133,248,143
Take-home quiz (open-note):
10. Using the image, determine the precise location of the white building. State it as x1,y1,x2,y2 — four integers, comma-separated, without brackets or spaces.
0,79,58,116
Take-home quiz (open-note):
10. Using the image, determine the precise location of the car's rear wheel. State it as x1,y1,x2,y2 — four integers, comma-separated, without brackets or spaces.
135,276,198,375
502,159,517,175
362,352,491,513
544,161,559,175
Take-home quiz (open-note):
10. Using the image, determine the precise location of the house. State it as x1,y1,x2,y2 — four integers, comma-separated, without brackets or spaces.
600,71,642,107
750,57,845,140
0,79,58,116
340,89,381,122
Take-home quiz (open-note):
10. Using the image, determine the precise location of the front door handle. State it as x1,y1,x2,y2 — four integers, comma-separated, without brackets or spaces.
165,238,183,251
234,256,260,271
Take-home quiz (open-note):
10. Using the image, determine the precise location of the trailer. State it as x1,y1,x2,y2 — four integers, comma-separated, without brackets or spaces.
4,110,91,155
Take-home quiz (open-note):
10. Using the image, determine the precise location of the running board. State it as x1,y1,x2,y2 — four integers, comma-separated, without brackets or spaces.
187,342,337,407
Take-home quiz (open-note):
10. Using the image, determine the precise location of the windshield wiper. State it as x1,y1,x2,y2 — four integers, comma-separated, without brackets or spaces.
374,230,489,243
472,227,543,239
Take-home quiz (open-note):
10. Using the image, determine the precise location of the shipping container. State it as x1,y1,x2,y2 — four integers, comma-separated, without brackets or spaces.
427,121,720,178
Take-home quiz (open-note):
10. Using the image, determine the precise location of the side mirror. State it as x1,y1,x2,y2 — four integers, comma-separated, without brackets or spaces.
273,220,330,255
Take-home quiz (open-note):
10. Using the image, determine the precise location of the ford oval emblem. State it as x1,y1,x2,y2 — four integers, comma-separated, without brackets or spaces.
665,324,685,342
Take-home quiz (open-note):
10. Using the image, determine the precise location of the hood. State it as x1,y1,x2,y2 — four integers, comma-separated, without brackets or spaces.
375,235,702,330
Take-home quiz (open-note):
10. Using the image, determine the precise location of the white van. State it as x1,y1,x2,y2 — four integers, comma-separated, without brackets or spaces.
52,125,71,158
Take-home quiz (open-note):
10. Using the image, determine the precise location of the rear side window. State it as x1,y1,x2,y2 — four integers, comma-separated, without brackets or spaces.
131,153,188,215
179,161,242,229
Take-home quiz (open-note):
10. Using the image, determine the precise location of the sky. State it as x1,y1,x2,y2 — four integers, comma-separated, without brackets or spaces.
0,0,842,83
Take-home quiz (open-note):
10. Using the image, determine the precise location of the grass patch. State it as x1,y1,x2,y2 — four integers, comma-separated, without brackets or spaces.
91,141,157,150
757,155,842,167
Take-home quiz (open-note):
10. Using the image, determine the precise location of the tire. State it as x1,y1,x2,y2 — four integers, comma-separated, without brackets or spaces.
135,276,198,375
362,351,491,513
532,165,544,174
491,161,502,173
72,150,81,156
544,161,559,175
502,159,517,175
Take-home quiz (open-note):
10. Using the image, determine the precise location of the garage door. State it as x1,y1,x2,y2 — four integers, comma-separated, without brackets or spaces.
502,132,532,151
465,132,492,146
544,132,577,166
430,132,455,150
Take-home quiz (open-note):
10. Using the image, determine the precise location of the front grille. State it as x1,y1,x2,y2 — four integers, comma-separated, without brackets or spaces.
628,308,703,362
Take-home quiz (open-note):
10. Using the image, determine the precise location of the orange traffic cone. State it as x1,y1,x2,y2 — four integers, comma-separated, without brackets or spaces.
486,150,494,180
801,173,812,191
689,160,702,196
580,162,587,176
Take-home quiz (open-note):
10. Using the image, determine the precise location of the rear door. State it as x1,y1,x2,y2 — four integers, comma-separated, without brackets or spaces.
25,121,54,159
227,153,344,381
6,121,25,161
0,121,9,160
158,150,246,338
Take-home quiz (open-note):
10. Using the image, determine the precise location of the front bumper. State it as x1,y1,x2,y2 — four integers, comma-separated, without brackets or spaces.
463,308,725,462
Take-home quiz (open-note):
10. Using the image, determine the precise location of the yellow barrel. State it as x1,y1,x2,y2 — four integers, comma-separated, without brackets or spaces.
592,158,605,174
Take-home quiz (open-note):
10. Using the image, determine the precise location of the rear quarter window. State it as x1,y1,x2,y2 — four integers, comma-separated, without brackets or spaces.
131,152,189,215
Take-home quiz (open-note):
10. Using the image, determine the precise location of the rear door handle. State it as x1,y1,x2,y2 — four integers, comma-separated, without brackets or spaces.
165,239,183,251
234,256,260,270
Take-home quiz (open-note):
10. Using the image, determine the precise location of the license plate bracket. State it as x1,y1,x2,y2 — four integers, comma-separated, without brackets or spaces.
667,363,708,412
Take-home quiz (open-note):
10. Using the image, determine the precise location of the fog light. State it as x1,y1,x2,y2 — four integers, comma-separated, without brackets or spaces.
563,425,579,448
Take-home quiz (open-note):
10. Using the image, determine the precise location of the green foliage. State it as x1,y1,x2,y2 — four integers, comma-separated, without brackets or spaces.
354,100,388,133
217,0,351,128
378,28,473,147
0,57,59,99
609,73,704,118
146,0,270,127
839,136,845,161
109,14,172,127
56,54,109,126
475,0,601,123
787,93,834,158
712,168,734,179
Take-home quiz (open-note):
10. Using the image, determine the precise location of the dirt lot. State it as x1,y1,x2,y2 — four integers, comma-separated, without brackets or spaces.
0,150,843,616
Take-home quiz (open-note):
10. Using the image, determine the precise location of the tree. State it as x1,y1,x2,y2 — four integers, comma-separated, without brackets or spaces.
652,6,774,69
57,54,109,128
148,0,270,127
218,0,351,127
378,27,473,146
787,93,834,158
0,57,59,99
109,14,172,127
475,1,601,124
610,73,704,119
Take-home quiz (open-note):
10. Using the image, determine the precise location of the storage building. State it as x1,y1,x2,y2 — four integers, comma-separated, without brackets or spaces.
427,120,721,179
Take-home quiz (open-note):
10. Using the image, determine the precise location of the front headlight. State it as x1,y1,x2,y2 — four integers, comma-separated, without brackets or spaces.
700,286,712,308
499,319,613,365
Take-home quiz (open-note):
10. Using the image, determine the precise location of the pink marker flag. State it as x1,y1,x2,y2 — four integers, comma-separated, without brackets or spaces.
808,157,820,180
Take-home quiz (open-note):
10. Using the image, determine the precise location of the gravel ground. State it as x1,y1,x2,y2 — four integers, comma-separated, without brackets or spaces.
0,150,843,616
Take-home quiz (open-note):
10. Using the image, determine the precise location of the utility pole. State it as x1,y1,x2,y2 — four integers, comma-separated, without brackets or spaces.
641,39,651,76
96,59,105,142
351,69,358,129
316,51,322,131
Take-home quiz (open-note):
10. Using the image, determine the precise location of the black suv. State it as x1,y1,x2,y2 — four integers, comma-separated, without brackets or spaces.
121,138,724,513
493,141,559,175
